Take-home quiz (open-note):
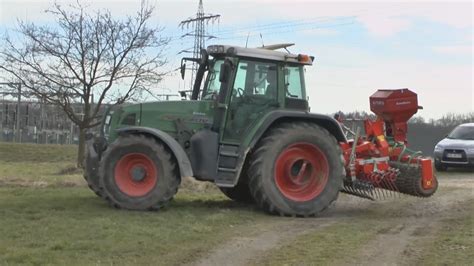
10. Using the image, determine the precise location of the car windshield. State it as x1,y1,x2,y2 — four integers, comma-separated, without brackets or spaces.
202,59,223,100
447,126,474,140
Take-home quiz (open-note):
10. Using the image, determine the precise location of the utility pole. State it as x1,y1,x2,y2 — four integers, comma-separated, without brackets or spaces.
179,0,220,90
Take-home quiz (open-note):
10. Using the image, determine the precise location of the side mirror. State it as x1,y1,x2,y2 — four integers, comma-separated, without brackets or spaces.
200,49,209,65
180,61,186,80
219,61,232,83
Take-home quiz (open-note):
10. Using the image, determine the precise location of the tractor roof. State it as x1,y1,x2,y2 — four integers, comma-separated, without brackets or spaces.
206,44,314,65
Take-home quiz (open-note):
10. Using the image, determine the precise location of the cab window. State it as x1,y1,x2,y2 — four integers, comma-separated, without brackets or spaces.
202,59,223,100
233,60,277,99
284,66,305,99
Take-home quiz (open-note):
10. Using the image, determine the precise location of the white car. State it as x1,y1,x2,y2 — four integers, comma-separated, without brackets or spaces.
434,123,474,171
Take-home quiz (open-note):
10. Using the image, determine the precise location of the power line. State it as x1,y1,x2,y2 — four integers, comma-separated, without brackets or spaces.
168,15,356,45
216,16,355,36
217,20,356,41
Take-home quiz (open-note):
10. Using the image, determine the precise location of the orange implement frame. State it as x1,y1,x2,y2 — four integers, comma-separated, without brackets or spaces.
420,159,435,189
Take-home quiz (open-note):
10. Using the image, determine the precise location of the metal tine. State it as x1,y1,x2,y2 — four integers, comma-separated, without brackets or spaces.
368,183,375,197
368,183,376,199
357,182,365,197
373,186,380,199
380,179,388,200
383,177,394,198
361,181,371,198
390,177,399,197
389,180,397,197
384,176,394,198
352,180,360,195
382,177,393,197
364,181,375,199
389,180,396,198
359,182,369,198
376,187,383,199
354,180,367,196
343,184,352,195
351,183,358,196
344,183,355,195
386,169,399,198
361,185,370,200
353,184,360,196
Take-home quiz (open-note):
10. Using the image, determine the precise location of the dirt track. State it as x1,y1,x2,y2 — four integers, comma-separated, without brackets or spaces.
189,171,474,266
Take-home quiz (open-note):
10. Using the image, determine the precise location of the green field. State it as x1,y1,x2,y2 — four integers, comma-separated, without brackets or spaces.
0,142,472,265
0,143,271,265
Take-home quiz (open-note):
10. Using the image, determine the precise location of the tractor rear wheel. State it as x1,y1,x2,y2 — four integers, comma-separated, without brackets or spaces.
99,135,180,210
219,179,254,203
248,122,343,217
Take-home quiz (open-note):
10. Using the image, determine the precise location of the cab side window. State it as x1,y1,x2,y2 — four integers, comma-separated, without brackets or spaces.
284,66,305,99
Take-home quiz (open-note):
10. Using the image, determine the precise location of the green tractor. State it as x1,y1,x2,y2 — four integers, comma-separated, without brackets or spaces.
85,44,347,216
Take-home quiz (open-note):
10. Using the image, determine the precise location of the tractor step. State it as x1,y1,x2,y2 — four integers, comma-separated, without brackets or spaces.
215,144,241,187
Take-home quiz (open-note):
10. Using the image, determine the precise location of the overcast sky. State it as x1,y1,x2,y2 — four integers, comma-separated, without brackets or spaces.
0,0,472,119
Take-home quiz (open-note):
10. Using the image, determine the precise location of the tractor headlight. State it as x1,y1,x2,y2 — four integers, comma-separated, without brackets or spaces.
102,111,113,138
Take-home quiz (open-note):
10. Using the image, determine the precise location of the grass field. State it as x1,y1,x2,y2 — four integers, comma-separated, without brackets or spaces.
0,142,472,265
0,143,271,265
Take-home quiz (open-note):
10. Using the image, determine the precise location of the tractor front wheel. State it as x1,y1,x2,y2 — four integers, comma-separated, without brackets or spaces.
248,122,344,217
99,135,180,210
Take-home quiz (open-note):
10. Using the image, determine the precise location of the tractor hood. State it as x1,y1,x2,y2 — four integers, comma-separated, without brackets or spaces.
138,100,215,137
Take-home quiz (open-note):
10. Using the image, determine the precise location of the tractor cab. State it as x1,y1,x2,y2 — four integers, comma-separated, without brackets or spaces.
181,44,314,141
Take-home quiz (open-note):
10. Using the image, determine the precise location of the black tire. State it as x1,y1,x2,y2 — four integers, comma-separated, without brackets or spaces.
83,144,104,198
248,122,344,217
99,134,180,211
435,162,447,172
219,179,254,204
83,173,104,198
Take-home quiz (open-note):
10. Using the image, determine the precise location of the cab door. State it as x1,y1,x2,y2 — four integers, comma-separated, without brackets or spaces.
222,59,280,142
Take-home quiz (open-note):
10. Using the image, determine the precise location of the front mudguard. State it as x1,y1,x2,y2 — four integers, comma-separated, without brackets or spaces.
84,136,107,189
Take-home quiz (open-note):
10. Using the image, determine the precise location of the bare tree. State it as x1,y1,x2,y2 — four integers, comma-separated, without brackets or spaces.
0,1,169,167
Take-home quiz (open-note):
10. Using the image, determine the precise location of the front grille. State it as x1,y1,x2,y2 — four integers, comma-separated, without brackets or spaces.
442,149,467,162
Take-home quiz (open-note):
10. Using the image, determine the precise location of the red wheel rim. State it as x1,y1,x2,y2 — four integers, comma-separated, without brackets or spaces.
114,153,158,197
274,142,329,202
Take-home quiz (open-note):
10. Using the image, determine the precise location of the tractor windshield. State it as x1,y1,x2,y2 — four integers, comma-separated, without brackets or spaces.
202,59,224,100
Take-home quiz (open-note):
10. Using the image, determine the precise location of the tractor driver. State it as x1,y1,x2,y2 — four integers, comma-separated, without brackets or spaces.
265,67,277,99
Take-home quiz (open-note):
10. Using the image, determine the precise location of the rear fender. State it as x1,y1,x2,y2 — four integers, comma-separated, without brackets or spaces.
232,111,347,184
247,110,347,149
116,127,193,178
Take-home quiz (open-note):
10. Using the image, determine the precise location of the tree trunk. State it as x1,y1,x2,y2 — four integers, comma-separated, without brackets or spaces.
77,127,86,168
